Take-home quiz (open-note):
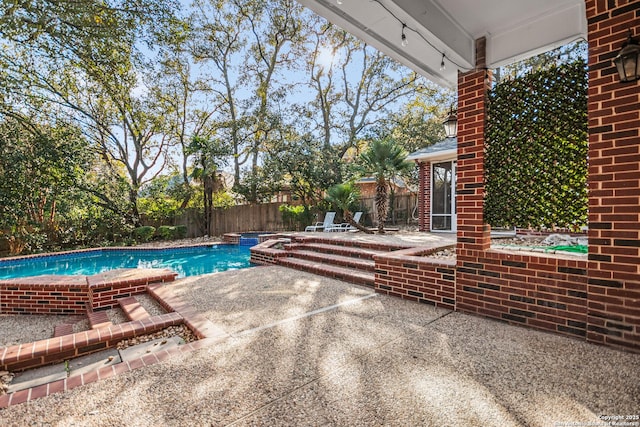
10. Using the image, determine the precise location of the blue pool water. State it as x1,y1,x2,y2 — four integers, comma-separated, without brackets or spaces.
0,245,252,279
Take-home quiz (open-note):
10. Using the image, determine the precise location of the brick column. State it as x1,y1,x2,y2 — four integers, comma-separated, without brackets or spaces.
418,161,431,232
585,0,640,349
456,37,492,254
455,37,493,314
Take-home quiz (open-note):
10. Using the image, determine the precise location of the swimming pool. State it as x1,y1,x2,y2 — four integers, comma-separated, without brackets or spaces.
0,245,252,279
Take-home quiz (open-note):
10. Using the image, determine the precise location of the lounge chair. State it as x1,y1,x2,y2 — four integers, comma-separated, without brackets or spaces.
305,212,336,232
327,211,363,232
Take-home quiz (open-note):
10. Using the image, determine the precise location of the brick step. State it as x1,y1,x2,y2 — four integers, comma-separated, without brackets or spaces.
87,311,112,329
287,250,376,272
286,243,386,260
279,257,375,287
53,324,74,337
117,296,150,321
290,236,409,252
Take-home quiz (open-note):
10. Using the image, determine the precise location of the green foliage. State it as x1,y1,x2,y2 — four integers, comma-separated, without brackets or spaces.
354,138,413,233
325,182,360,214
279,204,313,231
260,137,343,206
155,225,187,240
133,226,156,242
485,59,588,230
0,117,93,254
156,226,174,240
174,225,187,239
211,191,235,209
139,197,182,222
354,138,414,181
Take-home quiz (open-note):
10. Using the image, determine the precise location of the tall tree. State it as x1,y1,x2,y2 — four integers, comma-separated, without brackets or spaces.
233,0,305,201
0,116,90,253
0,0,178,226
187,136,229,236
190,0,249,193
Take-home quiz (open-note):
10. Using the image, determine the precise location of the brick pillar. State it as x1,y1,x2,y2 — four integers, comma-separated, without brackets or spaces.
455,37,493,314
418,161,431,232
585,0,640,349
456,37,492,254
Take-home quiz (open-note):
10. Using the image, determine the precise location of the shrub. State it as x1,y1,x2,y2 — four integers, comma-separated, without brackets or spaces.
133,226,156,242
156,225,173,240
279,204,313,231
174,225,187,239
154,225,188,240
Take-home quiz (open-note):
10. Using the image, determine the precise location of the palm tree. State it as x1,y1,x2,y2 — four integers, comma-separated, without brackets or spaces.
356,138,414,234
326,182,372,234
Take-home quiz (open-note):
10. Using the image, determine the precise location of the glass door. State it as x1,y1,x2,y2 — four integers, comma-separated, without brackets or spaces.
431,160,457,232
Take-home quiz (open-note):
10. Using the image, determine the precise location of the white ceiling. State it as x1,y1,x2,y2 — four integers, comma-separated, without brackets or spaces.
297,0,587,88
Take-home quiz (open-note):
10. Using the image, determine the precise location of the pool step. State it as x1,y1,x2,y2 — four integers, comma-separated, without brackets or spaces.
117,296,150,321
87,311,112,329
279,257,375,287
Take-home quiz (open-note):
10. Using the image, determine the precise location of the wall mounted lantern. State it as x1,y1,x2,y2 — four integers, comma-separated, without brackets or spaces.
613,29,640,83
442,108,458,138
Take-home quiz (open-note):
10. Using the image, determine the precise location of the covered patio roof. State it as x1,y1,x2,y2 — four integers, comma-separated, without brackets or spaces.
297,0,587,87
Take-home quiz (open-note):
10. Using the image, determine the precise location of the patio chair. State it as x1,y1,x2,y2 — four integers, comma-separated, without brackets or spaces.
327,211,363,232
304,212,336,232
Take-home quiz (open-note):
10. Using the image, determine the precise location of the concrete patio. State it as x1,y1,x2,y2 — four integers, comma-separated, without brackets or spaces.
1,265,637,426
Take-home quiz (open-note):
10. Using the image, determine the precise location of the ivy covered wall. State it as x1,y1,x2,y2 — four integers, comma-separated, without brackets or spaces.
485,59,588,230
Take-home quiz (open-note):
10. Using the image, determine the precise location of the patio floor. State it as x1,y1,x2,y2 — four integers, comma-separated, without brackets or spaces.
1,265,638,426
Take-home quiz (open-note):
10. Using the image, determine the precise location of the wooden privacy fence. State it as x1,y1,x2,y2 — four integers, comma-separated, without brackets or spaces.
359,193,418,226
169,194,418,237
174,203,290,237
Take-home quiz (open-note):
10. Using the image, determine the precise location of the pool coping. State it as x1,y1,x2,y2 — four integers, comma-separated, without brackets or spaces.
0,243,236,266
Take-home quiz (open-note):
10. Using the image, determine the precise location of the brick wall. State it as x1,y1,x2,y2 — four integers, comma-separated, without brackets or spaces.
250,239,291,265
0,270,177,315
458,251,589,337
455,39,491,255
87,272,176,311
585,0,640,348
0,282,89,315
418,162,432,231
375,248,455,310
